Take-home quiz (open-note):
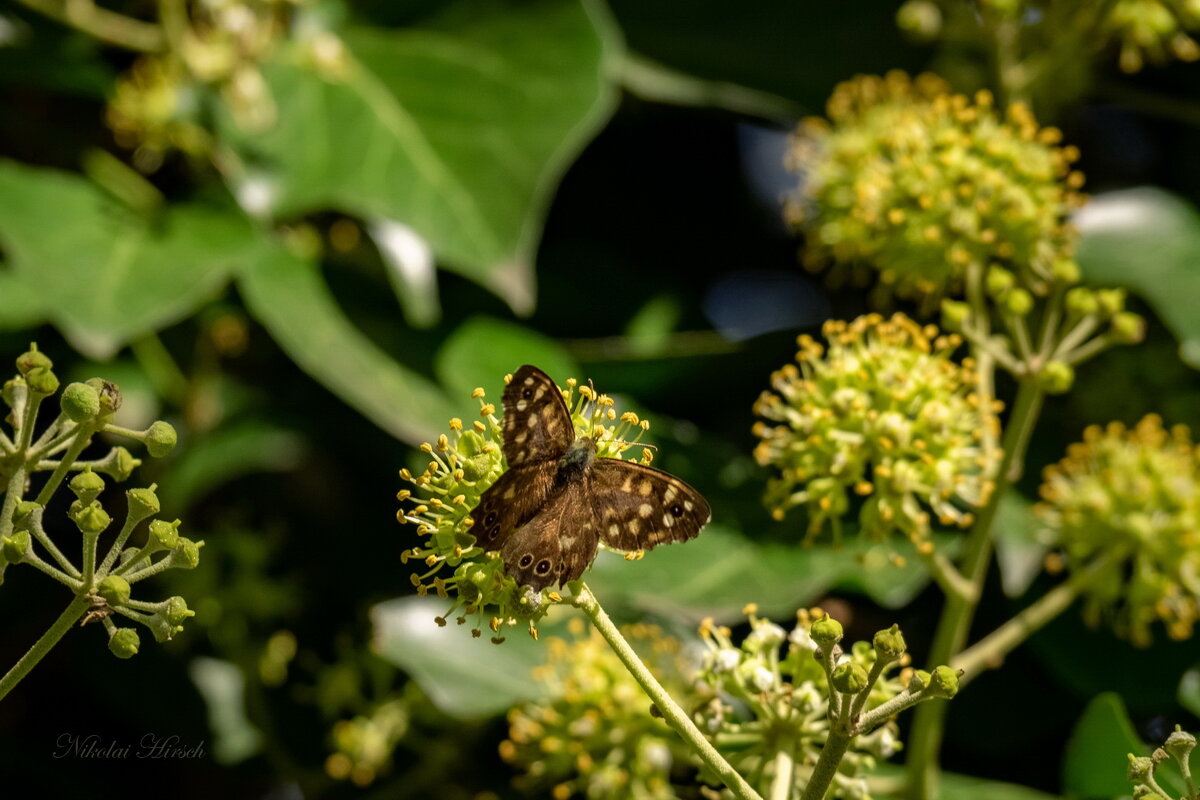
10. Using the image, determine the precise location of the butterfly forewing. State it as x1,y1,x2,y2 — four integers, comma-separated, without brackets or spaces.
501,365,574,467
588,460,711,552
500,482,600,590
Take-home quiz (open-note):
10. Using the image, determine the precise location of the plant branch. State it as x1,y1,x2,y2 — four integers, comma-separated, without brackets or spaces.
0,595,89,702
11,0,164,52
573,583,763,800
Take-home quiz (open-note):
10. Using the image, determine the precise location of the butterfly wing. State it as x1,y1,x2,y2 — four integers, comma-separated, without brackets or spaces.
501,365,575,468
500,481,600,590
473,463,556,551
588,459,711,552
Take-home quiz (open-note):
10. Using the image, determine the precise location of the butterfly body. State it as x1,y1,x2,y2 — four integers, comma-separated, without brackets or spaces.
473,365,711,591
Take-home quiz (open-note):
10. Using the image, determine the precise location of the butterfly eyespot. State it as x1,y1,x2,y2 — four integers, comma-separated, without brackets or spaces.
521,387,534,400
483,511,498,526
518,554,534,568
535,559,552,575
670,504,684,517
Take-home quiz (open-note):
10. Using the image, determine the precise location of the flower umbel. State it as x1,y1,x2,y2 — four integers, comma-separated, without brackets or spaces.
501,618,693,800
753,313,1000,545
1038,415,1200,646
398,375,653,641
787,71,1083,302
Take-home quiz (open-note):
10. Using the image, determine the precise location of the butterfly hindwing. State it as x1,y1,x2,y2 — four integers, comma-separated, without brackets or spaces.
588,459,712,553
472,463,557,551
500,482,600,590
501,365,574,467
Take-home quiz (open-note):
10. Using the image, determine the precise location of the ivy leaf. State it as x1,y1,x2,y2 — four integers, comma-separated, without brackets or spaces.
1076,187,1200,368
219,0,619,310
236,246,452,443
0,160,251,358
992,492,1047,598
1062,692,1146,799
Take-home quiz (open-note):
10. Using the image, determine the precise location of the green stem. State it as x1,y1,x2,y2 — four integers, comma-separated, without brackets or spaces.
574,583,763,800
769,739,796,800
904,379,1045,800
800,730,852,800
34,425,94,506
951,551,1119,685
0,595,89,702
10,0,163,52
0,467,26,538
617,52,803,121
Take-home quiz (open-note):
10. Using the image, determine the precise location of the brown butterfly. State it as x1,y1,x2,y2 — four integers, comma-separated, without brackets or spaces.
472,365,711,591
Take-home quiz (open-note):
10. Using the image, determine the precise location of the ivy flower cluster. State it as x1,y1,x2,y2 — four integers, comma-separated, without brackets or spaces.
694,607,910,800
1097,0,1200,72
0,346,195,666
753,313,1000,545
397,376,653,642
107,0,319,171
501,619,693,800
1127,725,1197,800
1037,415,1200,646
786,70,1083,302
325,697,410,787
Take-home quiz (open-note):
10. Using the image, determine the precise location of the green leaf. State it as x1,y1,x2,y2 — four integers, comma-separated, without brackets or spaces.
219,0,619,309
874,763,1062,800
1061,692,1143,798
236,246,452,443
435,315,580,415
624,294,683,357
0,160,252,358
370,596,563,718
1076,187,1200,368
992,492,1047,598
586,526,944,624
159,421,305,511
188,656,263,764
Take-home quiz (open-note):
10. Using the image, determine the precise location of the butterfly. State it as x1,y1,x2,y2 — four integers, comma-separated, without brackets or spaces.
472,365,712,591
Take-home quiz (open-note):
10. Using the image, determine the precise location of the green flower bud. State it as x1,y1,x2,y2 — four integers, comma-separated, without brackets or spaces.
928,665,961,698
172,537,203,569
1065,287,1099,317
126,485,160,521
1110,312,1146,344
144,421,177,458
873,624,907,660
1052,259,1081,284
70,469,106,504
1039,361,1075,395
96,447,139,482
97,575,131,606
1163,727,1196,764
85,378,122,414
1,530,31,562
164,596,194,627
108,628,140,659
72,502,111,535
940,300,971,332
2,378,24,408
148,518,180,550
1003,287,1034,316
25,367,59,396
60,382,100,422
908,669,931,693
1096,288,1126,316
811,617,844,648
831,661,869,695
985,265,1015,298
11,501,40,532
16,345,51,375
1127,753,1154,783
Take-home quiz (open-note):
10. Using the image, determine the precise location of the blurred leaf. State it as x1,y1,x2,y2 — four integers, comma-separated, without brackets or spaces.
435,315,579,413
371,596,567,718
188,656,263,764
237,246,452,443
0,161,253,358
1181,665,1200,717
1062,692,1142,798
586,525,945,623
624,294,682,357
1076,188,1200,368
219,0,619,310
993,492,1047,598
368,218,440,328
933,770,1062,800
160,421,305,511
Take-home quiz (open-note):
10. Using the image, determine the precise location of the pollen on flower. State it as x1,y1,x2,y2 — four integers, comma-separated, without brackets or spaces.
1037,414,1200,646
753,313,999,544
787,70,1082,302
